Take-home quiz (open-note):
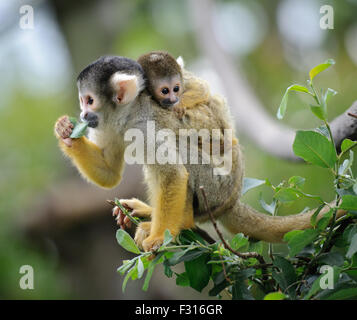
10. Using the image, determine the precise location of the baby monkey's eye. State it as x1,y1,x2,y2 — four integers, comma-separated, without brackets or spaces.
173,85,180,93
87,96,94,105
161,88,169,95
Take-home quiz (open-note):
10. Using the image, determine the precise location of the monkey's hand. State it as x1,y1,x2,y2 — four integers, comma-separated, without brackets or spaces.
113,198,152,230
54,115,74,147
173,105,186,120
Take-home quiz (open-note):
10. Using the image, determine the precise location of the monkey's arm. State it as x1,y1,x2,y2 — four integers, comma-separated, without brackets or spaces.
141,165,194,251
58,137,124,188
55,116,124,188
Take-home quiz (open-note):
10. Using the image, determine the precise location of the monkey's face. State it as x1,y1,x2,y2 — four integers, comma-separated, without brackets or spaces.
78,88,101,128
77,70,145,130
152,75,182,109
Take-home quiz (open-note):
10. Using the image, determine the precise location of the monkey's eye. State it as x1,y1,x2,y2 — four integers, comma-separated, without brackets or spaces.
161,88,169,95
173,85,180,93
87,96,94,105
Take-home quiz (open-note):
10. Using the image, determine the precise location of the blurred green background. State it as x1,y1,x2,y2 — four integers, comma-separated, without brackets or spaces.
1,0,357,299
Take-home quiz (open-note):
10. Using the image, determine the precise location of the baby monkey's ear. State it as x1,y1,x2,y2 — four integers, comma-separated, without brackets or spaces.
110,72,142,105
176,56,185,69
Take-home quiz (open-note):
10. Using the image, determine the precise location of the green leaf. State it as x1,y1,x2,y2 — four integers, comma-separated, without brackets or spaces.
316,209,333,231
117,259,135,275
274,187,300,203
315,125,329,138
69,117,78,126
323,88,337,105
137,257,144,279
184,253,211,292
288,176,306,188
142,252,165,291
242,178,265,195
283,230,303,242
116,229,141,254
162,229,173,246
230,233,248,251
178,229,206,245
293,130,337,168
259,195,276,215
309,59,335,81
310,104,326,120
163,259,173,278
338,159,351,175
343,225,357,243
176,272,190,287
273,256,297,298
70,121,88,138
248,241,263,255
304,275,324,300
340,195,357,212
232,269,255,300
341,139,357,153
167,248,206,266
346,234,357,259
122,265,136,292
316,252,344,267
264,292,286,300
277,84,310,120
310,204,326,228
285,229,319,257
325,287,357,300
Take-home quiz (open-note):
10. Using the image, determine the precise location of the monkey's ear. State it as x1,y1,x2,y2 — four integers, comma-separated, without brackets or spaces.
176,56,185,69
110,72,142,105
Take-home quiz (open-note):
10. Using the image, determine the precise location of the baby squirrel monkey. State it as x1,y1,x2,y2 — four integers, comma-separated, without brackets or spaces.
54,55,345,252
138,51,237,151
138,51,211,119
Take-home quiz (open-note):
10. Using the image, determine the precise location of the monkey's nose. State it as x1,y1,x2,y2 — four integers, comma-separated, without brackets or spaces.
80,111,88,122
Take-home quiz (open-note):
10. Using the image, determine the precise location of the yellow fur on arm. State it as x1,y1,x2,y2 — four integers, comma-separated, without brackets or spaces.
58,137,123,188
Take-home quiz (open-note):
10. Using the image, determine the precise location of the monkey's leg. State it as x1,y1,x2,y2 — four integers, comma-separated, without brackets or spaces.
142,167,189,252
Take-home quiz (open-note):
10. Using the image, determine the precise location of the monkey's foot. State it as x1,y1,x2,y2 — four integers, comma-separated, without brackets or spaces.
142,235,164,252
113,198,152,229
134,222,151,249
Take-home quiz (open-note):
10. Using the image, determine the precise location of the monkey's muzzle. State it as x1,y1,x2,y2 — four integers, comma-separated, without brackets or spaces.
83,112,99,128
160,98,179,109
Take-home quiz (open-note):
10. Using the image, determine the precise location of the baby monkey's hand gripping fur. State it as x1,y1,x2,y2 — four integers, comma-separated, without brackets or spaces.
55,56,346,252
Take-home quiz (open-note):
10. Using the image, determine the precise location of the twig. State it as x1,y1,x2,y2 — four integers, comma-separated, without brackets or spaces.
199,186,265,264
106,199,140,226
347,112,357,119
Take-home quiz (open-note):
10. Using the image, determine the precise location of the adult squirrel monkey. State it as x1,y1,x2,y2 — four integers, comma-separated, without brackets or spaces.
54,55,345,252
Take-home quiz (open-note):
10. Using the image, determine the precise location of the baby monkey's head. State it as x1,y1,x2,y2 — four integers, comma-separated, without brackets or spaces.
138,51,183,109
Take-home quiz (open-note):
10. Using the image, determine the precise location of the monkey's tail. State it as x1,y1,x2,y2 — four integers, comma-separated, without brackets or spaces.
218,200,346,243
